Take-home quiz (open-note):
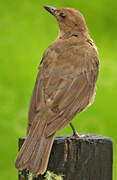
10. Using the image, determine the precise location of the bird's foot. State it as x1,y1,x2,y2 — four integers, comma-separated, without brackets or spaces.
73,132,88,139
73,131,80,138
67,133,90,140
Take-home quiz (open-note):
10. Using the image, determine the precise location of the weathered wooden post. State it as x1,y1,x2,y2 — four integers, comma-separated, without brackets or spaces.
18,134,113,180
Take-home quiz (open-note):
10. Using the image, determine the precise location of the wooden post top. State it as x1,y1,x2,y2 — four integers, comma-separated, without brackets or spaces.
18,134,113,180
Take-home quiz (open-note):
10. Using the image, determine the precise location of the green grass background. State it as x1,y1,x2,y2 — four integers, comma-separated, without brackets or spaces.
0,0,117,179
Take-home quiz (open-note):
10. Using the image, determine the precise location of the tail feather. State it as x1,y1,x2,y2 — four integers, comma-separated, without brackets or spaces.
15,118,43,168
28,133,55,174
28,135,46,171
40,134,55,174
15,114,41,167
15,114,55,174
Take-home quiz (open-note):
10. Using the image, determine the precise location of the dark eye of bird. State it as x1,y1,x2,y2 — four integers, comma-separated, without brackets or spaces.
72,34,78,37
60,13,66,18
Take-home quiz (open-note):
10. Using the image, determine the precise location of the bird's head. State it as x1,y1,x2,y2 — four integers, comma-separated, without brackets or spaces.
44,6,88,39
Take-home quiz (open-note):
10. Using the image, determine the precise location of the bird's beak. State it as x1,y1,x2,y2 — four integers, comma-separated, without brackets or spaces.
44,5,56,15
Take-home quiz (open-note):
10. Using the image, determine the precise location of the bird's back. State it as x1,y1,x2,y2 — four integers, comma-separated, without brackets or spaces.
27,37,99,134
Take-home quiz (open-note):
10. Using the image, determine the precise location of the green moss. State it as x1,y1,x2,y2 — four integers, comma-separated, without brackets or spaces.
28,171,64,180
28,173,38,180
44,171,64,180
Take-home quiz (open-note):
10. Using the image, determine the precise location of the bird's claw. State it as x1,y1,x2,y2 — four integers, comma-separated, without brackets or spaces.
67,133,90,140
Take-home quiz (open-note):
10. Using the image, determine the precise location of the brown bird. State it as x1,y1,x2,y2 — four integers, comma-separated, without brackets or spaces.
15,6,99,175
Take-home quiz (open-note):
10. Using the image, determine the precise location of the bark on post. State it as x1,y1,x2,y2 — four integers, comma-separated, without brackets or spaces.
18,134,113,180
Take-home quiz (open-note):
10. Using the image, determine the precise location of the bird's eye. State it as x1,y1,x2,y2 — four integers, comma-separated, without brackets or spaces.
59,13,66,18
72,34,78,37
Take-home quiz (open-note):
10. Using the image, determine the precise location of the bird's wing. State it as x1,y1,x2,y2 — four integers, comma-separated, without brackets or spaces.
28,45,99,136
45,70,98,137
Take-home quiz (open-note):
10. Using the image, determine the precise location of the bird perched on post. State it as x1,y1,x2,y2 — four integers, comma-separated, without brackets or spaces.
15,6,99,175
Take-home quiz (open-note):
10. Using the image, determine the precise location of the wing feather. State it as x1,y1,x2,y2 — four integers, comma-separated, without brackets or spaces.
28,45,99,138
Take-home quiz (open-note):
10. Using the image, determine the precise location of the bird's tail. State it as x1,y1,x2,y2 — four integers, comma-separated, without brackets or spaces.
15,113,55,174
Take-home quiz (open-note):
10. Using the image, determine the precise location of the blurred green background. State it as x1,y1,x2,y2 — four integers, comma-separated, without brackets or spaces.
0,0,117,179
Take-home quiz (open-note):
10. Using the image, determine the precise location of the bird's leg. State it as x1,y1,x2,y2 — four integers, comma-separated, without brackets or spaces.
69,122,90,139
69,122,80,138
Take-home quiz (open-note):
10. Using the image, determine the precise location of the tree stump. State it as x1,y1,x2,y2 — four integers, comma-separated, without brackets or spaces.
18,134,113,180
